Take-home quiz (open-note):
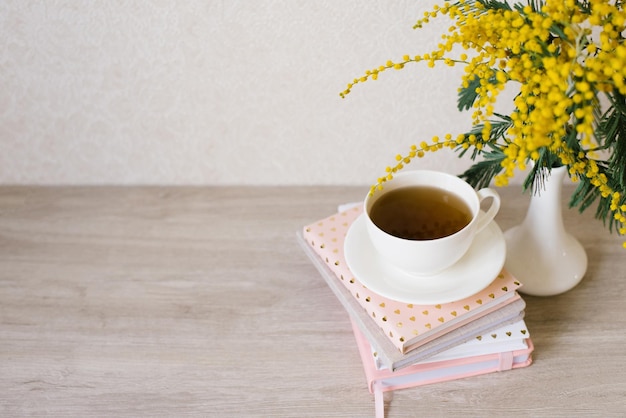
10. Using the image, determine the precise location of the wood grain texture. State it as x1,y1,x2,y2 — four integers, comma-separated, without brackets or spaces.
0,186,624,417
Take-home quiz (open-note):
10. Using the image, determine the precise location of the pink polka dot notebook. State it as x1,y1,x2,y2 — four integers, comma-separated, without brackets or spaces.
298,205,529,371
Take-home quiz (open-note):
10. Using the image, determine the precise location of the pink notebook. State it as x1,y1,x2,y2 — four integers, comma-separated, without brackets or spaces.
301,206,522,354
351,319,534,418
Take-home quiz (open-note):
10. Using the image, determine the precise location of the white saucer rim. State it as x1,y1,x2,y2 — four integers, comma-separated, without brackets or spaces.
344,214,506,304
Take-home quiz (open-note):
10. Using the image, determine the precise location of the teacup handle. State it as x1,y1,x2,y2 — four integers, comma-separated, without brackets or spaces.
474,188,501,233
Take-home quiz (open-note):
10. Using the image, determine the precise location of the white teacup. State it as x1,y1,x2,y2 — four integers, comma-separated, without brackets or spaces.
364,170,500,276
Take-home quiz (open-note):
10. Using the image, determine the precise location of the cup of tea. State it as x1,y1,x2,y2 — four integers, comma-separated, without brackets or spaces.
364,170,501,276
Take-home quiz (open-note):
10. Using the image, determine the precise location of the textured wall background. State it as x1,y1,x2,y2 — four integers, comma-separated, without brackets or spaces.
0,0,520,185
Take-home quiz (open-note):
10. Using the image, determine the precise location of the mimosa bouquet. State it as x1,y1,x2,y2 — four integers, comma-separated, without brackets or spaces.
341,0,626,245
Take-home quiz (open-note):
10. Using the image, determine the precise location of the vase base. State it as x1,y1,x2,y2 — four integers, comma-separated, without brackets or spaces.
504,226,588,297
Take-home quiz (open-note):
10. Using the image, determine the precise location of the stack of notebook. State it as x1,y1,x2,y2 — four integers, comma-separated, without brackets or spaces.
297,204,533,417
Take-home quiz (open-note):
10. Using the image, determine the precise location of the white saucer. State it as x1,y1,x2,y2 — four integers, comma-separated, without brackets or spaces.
344,214,506,305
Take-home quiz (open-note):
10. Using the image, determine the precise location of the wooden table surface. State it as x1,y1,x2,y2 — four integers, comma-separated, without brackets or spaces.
1,185,625,417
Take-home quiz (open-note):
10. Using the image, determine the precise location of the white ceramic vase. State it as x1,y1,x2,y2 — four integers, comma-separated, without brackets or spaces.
503,165,588,296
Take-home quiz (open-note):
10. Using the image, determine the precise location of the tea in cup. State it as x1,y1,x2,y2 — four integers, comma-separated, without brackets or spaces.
364,170,500,275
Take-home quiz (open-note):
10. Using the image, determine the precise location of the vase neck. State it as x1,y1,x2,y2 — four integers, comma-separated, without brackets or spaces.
522,166,567,234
